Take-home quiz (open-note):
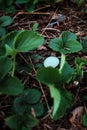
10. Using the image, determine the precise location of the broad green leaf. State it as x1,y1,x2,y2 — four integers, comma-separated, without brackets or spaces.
22,89,41,104
0,77,24,95
49,39,82,54
82,114,87,126
14,30,44,52
49,37,63,52
13,89,42,114
62,31,77,43
0,16,13,27
5,114,38,130
0,56,12,79
36,67,61,86
64,40,82,54
49,84,61,120
25,4,35,12
5,44,15,56
49,31,82,54
32,22,39,32
33,103,44,117
1,30,19,48
60,62,74,83
49,84,74,120
0,27,6,36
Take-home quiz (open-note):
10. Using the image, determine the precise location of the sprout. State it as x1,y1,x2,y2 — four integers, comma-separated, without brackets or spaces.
44,56,59,68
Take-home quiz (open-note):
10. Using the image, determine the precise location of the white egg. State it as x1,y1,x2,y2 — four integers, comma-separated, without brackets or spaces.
44,56,59,68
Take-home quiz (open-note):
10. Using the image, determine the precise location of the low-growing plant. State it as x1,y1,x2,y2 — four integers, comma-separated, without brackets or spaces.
0,29,44,129
0,15,13,37
36,31,87,120
0,0,15,13
16,0,39,12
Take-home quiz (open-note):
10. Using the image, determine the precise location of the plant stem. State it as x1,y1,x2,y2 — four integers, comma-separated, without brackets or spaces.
59,53,66,71
11,55,16,77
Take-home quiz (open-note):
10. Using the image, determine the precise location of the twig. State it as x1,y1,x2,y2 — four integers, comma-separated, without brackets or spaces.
13,11,51,19
29,56,52,118
34,5,51,12
41,8,58,36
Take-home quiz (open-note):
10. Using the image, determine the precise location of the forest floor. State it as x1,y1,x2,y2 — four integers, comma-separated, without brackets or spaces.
0,1,87,130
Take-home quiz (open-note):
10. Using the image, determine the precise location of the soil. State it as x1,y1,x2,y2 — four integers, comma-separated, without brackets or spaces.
0,1,87,130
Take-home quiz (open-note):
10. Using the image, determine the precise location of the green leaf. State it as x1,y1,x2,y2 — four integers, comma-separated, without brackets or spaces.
32,22,39,32
33,103,44,117
1,30,19,49
14,30,44,52
49,37,63,52
75,57,87,68
5,114,38,130
0,56,12,79
36,67,61,86
76,0,84,6
49,31,82,54
0,27,6,36
13,89,42,114
49,84,74,120
60,62,74,83
22,89,42,104
0,77,24,95
5,44,14,56
0,16,13,27
82,114,87,126
64,40,82,54
61,31,77,43
25,4,35,12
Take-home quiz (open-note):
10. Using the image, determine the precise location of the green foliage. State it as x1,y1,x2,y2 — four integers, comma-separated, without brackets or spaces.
76,0,84,6
74,57,87,80
0,77,24,95
49,84,74,120
36,65,74,120
0,29,44,129
49,31,82,54
13,89,44,116
5,88,44,130
32,22,39,32
16,0,39,12
0,0,15,13
5,114,38,130
0,29,44,94
82,114,87,126
36,31,83,120
0,0,84,13
0,56,12,80
0,16,13,36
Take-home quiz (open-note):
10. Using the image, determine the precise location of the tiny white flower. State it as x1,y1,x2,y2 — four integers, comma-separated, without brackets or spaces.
44,56,59,68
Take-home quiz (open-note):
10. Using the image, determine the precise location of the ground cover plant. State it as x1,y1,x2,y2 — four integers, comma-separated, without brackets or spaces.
0,29,44,130
0,0,87,130
36,31,87,120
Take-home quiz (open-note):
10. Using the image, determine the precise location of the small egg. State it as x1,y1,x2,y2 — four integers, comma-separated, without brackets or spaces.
44,56,59,68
